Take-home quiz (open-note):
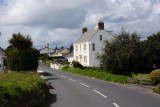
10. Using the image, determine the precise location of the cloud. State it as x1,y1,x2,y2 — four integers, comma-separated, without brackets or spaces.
0,0,160,49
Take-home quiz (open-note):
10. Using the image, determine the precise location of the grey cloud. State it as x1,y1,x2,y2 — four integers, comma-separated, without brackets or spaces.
47,9,86,29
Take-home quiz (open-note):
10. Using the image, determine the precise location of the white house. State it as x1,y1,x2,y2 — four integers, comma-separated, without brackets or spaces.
74,21,114,67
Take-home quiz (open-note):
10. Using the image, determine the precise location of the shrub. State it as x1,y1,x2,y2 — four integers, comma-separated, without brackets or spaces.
72,61,84,69
154,83,160,94
7,48,38,71
59,61,70,65
45,60,53,67
150,69,160,84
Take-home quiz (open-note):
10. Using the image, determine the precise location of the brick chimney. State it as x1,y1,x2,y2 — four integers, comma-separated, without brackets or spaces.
98,21,104,30
82,27,87,34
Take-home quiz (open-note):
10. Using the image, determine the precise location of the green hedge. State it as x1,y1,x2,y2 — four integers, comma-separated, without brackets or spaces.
7,48,38,71
0,72,49,106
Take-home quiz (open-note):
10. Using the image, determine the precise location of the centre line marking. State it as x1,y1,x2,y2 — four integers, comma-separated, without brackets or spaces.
93,89,107,98
68,78,76,82
79,82,90,87
113,103,120,107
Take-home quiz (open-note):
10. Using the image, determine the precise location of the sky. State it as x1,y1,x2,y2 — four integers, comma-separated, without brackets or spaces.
0,0,160,49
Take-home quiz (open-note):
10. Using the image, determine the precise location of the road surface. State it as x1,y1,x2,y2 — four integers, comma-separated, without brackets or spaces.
38,63,160,107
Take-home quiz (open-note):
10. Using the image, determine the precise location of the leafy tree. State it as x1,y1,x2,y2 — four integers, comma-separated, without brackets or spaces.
144,31,160,70
69,43,73,53
8,33,32,71
6,33,38,71
97,28,141,76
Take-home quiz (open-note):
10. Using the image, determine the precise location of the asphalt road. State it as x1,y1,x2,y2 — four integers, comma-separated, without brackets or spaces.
38,63,160,107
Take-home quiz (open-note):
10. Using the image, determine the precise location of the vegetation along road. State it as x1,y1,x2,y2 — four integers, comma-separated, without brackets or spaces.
39,63,160,107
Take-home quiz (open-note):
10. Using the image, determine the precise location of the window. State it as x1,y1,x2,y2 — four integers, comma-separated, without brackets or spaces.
76,45,78,51
76,56,78,61
84,44,86,51
92,43,95,51
84,56,87,63
80,45,81,51
100,35,102,41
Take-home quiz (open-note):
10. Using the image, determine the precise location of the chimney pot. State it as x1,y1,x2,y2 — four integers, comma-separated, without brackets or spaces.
82,27,87,34
98,21,104,30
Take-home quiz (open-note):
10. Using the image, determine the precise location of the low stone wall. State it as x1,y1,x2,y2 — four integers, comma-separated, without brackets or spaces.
50,63,64,70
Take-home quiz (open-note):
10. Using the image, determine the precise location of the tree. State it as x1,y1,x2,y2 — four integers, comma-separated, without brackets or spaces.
9,33,32,71
69,43,73,53
144,31,160,70
97,28,141,76
55,46,58,50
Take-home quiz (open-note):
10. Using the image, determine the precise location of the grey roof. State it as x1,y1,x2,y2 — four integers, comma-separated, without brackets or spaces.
68,52,74,58
75,29,99,43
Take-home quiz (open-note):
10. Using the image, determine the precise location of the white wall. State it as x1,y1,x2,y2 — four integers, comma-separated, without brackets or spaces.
89,30,114,67
74,30,114,67
74,42,90,66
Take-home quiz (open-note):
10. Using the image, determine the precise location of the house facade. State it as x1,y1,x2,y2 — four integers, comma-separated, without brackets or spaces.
74,21,114,67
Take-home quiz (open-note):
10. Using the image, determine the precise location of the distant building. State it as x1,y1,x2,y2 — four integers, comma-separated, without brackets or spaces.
74,21,114,67
51,48,70,58
39,47,54,56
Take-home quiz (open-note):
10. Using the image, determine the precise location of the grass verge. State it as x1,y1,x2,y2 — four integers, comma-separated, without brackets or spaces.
154,83,160,95
62,66,128,84
0,72,50,107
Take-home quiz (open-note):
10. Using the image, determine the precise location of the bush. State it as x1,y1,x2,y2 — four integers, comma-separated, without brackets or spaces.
7,48,38,71
72,61,84,69
154,83,160,94
150,69,160,84
45,60,53,67
59,61,70,65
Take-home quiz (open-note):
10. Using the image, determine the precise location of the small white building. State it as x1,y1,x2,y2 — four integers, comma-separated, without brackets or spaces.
74,21,114,67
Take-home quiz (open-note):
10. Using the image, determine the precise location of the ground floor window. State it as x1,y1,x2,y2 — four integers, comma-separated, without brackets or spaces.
84,56,87,63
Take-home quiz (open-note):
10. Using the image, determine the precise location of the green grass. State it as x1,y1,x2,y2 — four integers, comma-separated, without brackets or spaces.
133,73,152,82
0,72,49,106
154,83,160,94
62,67,128,84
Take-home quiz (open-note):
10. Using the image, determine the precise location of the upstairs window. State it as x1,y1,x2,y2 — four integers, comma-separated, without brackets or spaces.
76,45,78,51
100,35,102,41
84,44,86,51
92,43,95,51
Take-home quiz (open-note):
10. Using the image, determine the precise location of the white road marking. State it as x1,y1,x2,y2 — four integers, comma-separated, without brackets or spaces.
68,78,76,82
113,103,120,107
93,89,107,98
79,82,90,87
60,75,66,78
